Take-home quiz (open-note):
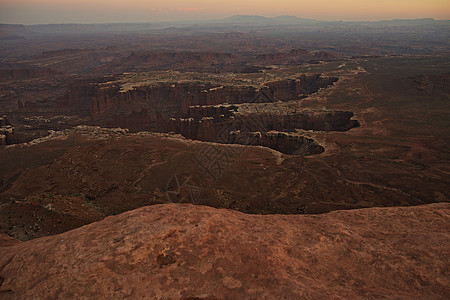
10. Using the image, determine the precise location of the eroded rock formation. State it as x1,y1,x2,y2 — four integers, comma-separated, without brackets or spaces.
0,116,14,145
89,75,339,124
0,115,70,145
168,109,358,155
82,74,352,154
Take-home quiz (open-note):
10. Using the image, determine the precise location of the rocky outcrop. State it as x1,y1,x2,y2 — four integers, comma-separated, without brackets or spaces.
0,116,61,145
0,116,15,145
0,203,448,299
0,116,10,127
0,127,13,145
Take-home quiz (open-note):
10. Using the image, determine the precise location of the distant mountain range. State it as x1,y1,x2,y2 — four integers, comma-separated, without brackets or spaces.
214,15,316,24
214,15,446,26
0,15,448,36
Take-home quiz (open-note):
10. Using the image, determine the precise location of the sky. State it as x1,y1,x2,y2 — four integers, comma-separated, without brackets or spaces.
1,0,449,24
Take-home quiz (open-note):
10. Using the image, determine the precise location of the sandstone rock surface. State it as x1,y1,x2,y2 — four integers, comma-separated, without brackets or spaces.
0,234,21,248
0,203,448,299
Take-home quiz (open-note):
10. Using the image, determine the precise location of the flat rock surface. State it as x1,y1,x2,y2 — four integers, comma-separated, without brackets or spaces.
0,203,449,299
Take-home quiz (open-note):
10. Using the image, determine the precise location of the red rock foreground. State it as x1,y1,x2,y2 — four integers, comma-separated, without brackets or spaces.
0,203,449,299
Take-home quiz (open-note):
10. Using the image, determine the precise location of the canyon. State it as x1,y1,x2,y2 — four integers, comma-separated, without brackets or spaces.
0,52,448,243
0,19,449,298
2,64,359,154
84,73,356,154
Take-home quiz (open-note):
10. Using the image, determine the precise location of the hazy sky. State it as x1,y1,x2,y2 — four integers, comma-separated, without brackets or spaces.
1,0,449,24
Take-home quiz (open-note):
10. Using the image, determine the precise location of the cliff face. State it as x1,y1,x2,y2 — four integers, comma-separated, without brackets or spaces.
37,72,340,133
90,83,222,131
89,75,339,129
90,83,257,122
79,74,355,154
169,110,358,155
227,131,325,155
57,79,103,115
0,68,57,82
0,203,448,299
1,70,354,155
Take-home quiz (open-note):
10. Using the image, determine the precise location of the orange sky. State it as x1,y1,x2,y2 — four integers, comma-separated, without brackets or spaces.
1,0,449,24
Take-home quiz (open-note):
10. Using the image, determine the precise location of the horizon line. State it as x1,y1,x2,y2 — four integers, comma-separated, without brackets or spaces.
1,15,449,26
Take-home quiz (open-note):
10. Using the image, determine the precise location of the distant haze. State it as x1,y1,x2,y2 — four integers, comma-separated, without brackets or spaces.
1,0,449,24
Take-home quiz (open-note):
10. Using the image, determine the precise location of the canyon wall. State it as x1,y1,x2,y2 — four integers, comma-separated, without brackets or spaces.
0,68,57,82
168,110,358,155
51,73,357,155
88,75,339,130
